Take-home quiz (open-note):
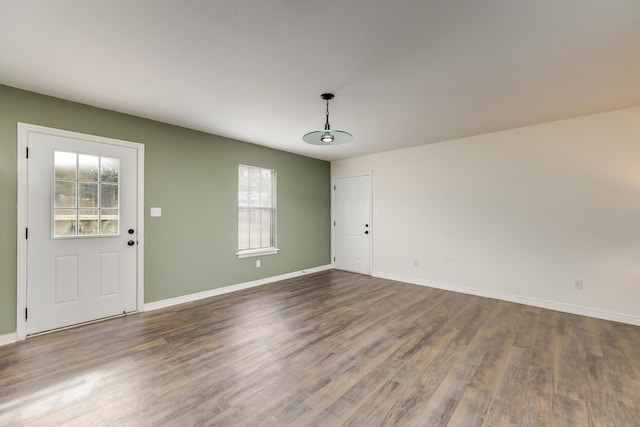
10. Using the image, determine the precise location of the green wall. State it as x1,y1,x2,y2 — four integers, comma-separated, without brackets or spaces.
0,85,331,335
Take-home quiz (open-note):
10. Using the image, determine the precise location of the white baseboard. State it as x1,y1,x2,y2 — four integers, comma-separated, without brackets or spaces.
373,270,640,326
0,332,17,347
144,264,332,312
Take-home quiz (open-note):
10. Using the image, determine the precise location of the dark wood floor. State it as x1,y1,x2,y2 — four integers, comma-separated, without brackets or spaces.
1,270,639,426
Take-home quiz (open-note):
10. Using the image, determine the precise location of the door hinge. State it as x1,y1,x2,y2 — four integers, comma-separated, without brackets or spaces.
333,185,336,190
25,307,28,320
26,147,29,159
25,228,28,239
333,220,336,226
333,256,336,262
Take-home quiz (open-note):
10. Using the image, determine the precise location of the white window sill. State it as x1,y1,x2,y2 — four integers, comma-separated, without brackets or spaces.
237,248,279,258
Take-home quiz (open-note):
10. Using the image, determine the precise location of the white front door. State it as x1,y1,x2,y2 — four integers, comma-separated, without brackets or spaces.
334,174,371,275
25,128,138,335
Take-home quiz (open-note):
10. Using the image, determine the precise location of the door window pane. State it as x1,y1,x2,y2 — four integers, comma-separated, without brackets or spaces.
79,182,98,208
101,157,120,182
100,209,119,234
79,154,99,181
53,151,121,238
100,184,119,208
79,209,99,235
54,209,77,236
54,151,77,180
54,181,77,208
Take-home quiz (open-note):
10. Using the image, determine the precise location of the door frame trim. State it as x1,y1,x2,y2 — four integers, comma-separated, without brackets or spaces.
331,172,373,275
16,123,145,340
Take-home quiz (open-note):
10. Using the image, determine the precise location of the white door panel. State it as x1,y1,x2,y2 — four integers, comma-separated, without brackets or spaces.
334,175,371,274
26,130,137,335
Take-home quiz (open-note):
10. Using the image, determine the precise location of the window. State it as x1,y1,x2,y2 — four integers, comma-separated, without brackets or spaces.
237,164,278,257
53,151,120,237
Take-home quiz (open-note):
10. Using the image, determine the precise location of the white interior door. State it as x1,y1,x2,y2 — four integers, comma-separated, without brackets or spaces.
334,174,371,274
25,129,138,335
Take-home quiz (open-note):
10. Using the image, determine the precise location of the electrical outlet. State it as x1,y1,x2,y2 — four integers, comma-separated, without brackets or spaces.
256,259,261,268
574,280,583,289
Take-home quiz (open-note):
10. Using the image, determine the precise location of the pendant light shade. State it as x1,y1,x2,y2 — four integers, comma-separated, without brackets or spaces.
303,93,352,145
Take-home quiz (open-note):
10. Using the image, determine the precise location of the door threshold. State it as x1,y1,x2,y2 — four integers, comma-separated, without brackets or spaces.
27,311,137,338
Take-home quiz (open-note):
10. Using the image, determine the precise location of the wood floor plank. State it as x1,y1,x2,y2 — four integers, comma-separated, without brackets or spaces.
1,269,639,426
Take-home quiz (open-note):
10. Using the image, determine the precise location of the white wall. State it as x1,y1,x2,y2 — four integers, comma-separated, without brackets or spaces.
332,106,640,324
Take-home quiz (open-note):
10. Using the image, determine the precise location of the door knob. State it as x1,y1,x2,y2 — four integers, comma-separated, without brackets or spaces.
364,230,369,234
127,240,135,246
128,229,135,234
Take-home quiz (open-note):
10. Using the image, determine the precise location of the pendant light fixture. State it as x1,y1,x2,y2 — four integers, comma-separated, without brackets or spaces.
303,93,352,145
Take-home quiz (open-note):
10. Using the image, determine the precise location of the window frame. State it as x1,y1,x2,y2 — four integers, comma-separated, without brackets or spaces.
236,164,279,258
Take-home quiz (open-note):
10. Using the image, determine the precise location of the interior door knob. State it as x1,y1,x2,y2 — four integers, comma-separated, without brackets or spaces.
128,229,135,234
127,240,135,246
364,230,369,234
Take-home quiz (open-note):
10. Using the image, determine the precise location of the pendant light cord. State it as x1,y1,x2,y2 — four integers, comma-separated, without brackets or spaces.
324,99,331,131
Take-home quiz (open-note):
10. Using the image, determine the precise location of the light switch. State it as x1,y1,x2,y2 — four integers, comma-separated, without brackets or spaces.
150,207,162,217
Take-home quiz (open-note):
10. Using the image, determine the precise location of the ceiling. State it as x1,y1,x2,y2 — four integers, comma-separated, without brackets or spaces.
1,1,639,161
